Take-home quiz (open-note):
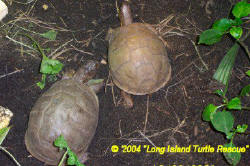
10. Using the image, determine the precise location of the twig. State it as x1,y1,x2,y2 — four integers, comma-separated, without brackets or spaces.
238,30,250,60
143,95,150,134
148,116,188,141
58,150,67,166
241,106,250,110
0,69,24,79
185,18,203,33
190,40,209,71
51,48,74,59
104,73,111,93
26,0,38,16
5,35,38,52
15,49,39,59
92,29,105,40
118,120,123,137
8,24,41,36
238,40,250,59
139,131,156,147
0,146,22,166
20,36,24,57
163,74,193,99
111,83,117,107
69,45,94,56
12,16,69,32
48,39,73,57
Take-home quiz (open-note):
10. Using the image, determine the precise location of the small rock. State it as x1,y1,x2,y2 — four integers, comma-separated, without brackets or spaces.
0,0,8,21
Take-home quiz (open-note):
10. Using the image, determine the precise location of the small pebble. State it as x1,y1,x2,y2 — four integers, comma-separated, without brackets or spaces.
42,4,48,11
0,106,13,129
101,59,107,65
194,125,198,137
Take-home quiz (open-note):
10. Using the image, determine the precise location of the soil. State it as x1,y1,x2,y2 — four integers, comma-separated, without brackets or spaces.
0,0,249,166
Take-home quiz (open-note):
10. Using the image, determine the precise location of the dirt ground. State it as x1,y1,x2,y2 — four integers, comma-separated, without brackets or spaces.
0,0,249,166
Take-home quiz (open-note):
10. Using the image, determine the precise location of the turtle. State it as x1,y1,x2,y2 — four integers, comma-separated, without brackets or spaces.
25,60,102,165
106,1,171,107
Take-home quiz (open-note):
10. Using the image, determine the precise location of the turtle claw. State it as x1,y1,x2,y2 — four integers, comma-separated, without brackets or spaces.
121,91,133,109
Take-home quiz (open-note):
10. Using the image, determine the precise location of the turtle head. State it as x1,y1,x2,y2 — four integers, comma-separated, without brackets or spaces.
73,60,100,84
105,1,133,43
62,69,75,80
75,60,103,93
119,1,133,26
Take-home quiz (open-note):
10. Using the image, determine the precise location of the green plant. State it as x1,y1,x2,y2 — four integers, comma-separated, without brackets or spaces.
199,0,249,45
0,109,21,166
199,2,250,164
202,70,250,165
0,127,22,166
199,0,250,85
20,30,63,89
54,135,85,166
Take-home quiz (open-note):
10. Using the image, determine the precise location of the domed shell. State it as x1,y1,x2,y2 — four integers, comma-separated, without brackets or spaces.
25,79,99,165
108,23,171,95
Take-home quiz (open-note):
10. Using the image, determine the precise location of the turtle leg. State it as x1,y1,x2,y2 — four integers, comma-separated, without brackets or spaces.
121,90,133,109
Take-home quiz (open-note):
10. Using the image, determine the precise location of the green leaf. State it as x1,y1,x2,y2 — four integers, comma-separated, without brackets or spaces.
232,1,250,18
227,97,241,110
54,135,68,149
198,29,223,45
240,84,250,96
226,132,234,139
54,135,85,166
37,74,46,89
40,30,57,40
202,104,218,121
213,43,240,85
40,56,63,74
230,27,243,39
212,18,233,33
246,70,250,77
223,142,241,166
76,161,85,166
0,126,11,145
236,124,248,133
231,18,243,26
67,149,77,165
214,89,224,97
211,111,234,134
67,149,85,166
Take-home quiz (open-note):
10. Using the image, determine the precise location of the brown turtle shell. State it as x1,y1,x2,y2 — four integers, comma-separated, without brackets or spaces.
108,23,171,95
25,78,99,165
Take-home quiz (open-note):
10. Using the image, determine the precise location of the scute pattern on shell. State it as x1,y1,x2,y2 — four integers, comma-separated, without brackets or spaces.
25,79,99,165
108,23,171,95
